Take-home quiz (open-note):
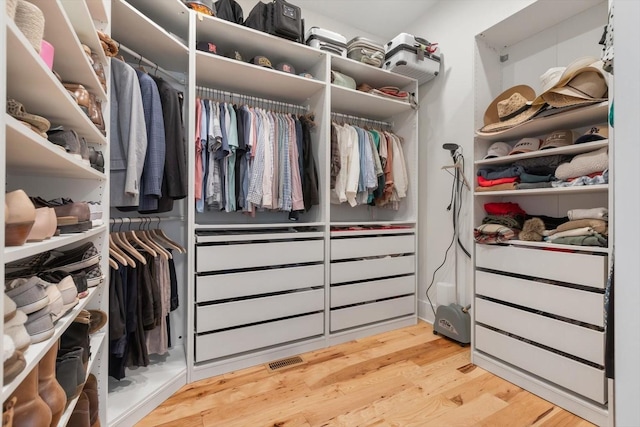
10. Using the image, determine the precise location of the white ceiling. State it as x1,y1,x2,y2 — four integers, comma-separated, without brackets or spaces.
293,0,439,40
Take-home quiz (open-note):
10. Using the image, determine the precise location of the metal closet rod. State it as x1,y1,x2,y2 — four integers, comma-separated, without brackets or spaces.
109,216,184,224
195,85,309,114
118,43,186,85
331,112,393,129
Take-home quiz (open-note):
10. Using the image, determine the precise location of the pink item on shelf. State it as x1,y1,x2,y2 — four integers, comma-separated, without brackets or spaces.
40,40,54,70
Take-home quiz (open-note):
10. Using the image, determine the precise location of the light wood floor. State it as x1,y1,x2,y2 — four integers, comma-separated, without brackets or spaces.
136,321,595,427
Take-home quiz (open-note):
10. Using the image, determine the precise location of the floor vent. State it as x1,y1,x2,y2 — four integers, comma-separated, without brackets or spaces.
266,356,305,372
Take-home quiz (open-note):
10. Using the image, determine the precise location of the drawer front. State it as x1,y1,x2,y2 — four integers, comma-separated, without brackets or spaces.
330,235,415,260
196,264,324,302
331,275,415,307
331,295,415,332
475,270,604,327
475,298,604,365
475,245,607,289
331,255,415,284
195,313,324,362
196,239,323,272
196,288,324,332
475,326,606,404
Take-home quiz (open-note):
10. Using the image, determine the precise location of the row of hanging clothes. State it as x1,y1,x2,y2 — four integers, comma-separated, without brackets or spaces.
108,217,185,380
110,45,188,214
194,87,320,219
330,115,409,210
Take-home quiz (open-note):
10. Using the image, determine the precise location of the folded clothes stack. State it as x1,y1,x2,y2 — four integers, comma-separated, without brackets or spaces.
474,202,527,244
518,207,608,247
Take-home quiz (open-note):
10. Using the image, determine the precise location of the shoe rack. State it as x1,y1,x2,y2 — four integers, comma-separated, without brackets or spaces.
2,0,110,425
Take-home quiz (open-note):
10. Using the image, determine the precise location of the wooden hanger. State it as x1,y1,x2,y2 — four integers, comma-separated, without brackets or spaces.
108,257,119,270
109,234,131,267
113,219,147,264
138,218,171,260
151,218,186,253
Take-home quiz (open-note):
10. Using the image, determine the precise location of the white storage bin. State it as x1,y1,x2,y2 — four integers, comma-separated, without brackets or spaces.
331,275,414,307
331,295,414,332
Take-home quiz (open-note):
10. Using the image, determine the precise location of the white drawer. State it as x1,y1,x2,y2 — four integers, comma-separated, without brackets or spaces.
196,264,324,302
196,288,324,332
330,234,415,260
196,239,323,272
330,295,414,332
475,298,604,365
195,313,324,362
331,255,415,284
475,270,604,327
331,275,415,307
475,325,606,404
476,245,607,289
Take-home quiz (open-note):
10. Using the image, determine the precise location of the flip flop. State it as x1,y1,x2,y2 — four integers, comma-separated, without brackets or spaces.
6,99,50,133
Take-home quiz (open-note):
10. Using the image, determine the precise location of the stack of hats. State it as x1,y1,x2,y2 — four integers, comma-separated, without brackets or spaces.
13,0,45,53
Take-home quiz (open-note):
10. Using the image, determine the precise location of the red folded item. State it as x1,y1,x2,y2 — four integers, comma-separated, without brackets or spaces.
566,171,604,182
477,175,519,187
484,202,527,216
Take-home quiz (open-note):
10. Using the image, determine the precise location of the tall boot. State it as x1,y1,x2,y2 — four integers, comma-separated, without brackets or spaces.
8,365,52,427
2,397,16,427
38,342,67,427
83,374,100,427
60,317,90,366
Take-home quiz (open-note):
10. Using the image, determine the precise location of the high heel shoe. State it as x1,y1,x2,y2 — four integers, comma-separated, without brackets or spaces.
63,83,91,116
5,190,36,246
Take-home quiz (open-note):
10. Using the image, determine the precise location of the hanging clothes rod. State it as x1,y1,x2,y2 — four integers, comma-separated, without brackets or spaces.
109,216,184,225
331,111,393,129
117,43,187,85
195,85,309,114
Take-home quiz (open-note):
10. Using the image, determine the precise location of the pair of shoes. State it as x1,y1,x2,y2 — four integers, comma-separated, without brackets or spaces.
80,374,100,427
6,99,50,138
77,309,107,334
47,127,90,165
31,197,92,234
40,270,88,299
61,317,90,366
89,148,104,173
5,277,53,343
27,207,57,243
3,335,26,384
5,189,36,247
42,276,78,322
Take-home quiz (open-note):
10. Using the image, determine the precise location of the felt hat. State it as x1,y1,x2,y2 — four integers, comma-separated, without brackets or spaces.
479,85,544,134
540,130,575,150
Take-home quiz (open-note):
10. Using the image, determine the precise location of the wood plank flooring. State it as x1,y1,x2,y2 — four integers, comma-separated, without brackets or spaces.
136,321,595,427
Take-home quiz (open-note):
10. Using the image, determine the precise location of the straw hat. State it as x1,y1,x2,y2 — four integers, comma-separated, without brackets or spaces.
478,85,544,134
14,0,45,53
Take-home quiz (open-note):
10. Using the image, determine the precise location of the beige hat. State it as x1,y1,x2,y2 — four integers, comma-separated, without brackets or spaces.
532,57,608,107
479,85,545,134
540,130,575,150
483,142,512,159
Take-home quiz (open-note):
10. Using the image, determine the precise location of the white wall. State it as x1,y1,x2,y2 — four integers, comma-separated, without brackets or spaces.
405,0,536,322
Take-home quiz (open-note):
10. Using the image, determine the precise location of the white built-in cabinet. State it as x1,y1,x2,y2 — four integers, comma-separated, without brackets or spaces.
471,1,612,425
106,0,419,424
1,0,110,425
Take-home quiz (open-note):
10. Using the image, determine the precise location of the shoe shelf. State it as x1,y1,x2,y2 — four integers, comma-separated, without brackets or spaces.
475,140,609,166
1,284,103,401
475,102,609,142
4,225,107,264
112,0,189,73
5,115,105,181
331,85,414,120
56,330,106,427
6,20,107,146
29,0,107,100
195,51,325,104
60,0,109,71
474,184,608,197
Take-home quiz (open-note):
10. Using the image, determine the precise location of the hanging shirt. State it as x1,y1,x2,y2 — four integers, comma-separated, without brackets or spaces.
194,98,202,203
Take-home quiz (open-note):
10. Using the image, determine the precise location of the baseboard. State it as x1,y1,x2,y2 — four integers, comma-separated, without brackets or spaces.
418,298,436,324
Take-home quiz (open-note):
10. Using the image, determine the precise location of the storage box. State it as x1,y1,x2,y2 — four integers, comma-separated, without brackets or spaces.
305,27,347,57
384,33,441,84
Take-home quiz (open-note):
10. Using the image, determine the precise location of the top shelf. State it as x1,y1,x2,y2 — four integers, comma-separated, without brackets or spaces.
126,0,190,43
475,102,609,142
475,140,609,166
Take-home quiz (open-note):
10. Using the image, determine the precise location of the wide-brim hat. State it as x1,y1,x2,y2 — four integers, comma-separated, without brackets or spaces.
532,56,607,106
479,85,544,134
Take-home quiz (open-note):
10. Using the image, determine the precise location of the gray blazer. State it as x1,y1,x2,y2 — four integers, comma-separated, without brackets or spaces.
110,59,148,207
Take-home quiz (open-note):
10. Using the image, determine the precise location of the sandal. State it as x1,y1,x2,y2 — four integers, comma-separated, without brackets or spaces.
97,31,118,57
6,99,50,133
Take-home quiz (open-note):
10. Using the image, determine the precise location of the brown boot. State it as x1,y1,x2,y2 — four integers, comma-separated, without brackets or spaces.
68,392,90,427
2,397,17,427
38,342,67,427
8,365,52,427
83,374,100,427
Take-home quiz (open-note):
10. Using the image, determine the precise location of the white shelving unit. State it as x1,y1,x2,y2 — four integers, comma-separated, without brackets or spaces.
471,1,612,426
2,0,111,425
